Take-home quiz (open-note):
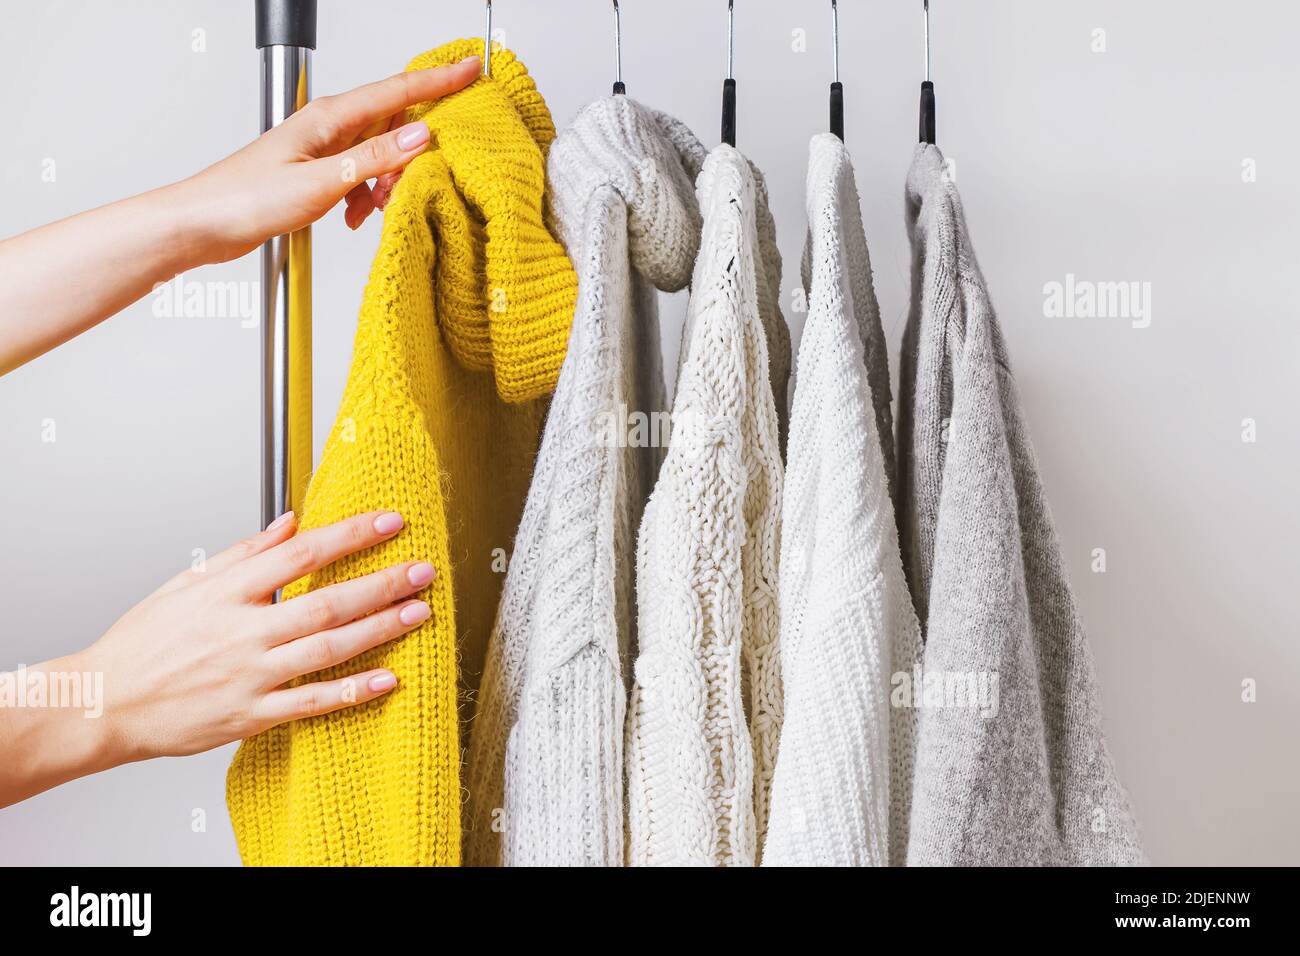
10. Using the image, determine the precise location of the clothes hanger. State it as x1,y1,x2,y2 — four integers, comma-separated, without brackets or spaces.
920,0,936,144
721,0,736,146
830,0,844,140
482,0,493,75
612,1,626,94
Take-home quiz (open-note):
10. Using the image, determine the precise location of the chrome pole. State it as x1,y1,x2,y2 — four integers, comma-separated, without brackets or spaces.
256,1,316,537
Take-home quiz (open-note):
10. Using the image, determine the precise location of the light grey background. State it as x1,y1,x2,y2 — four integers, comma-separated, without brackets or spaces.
1,0,1296,866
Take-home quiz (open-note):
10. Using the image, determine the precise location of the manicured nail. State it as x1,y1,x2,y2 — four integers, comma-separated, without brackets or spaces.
368,672,397,693
399,601,431,626
267,510,295,531
395,121,429,151
407,562,435,587
373,511,404,535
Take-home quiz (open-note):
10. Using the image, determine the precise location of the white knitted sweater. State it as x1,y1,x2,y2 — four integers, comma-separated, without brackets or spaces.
762,135,922,868
463,96,706,867
626,145,787,867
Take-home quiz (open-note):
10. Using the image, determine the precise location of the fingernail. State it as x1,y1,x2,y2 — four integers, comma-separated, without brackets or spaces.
407,562,435,587
399,601,431,626
395,121,429,151
459,55,481,68
267,510,295,531
368,672,397,693
373,511,404,535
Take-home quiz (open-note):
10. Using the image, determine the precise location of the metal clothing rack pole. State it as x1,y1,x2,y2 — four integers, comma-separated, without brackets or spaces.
255,0,316,545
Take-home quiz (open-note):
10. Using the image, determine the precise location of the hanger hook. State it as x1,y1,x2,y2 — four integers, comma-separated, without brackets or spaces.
612,1,625,94
919,0,936,145
831,0,839,84
923,0,931,83
721,0,737,146
727,0,735,80
483,0,492,76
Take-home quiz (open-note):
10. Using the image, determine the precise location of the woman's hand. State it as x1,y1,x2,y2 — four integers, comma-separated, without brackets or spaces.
182,55,481,262
0,56,480,375
0,511,433,808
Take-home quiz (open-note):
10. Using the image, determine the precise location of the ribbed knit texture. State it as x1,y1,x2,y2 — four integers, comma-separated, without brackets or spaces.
762,135,921,868
897,144,1145,866
463,97,707,867
626,145,786,867
225,40,573,867
406,44,578,402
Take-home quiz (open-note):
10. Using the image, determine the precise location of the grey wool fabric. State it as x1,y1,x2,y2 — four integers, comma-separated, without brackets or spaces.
897,144,1146,866
463,96,706,866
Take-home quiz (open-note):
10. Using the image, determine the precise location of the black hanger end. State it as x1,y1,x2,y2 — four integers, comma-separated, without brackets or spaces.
919,80,936,145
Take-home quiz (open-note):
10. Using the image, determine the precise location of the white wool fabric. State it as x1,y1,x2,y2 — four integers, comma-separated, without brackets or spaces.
626,145,787,867
762,135,922,868
463,96,706,867
897,144,1145,866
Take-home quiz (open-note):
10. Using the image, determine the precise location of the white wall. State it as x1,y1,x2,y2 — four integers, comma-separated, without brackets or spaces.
1,0,1296,865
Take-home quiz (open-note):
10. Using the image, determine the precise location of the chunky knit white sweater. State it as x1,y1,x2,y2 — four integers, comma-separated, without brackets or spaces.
762,135,922,868
626,145,787,867
463,96,706,866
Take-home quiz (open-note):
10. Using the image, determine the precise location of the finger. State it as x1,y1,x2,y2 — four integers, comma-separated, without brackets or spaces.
254,669,399,727
318,120,430,188
371,171,401,210
227,510,405,600
318,57,480,140
264,599,430,685
266,560,435,645
157,511,298,596
343,181,375,229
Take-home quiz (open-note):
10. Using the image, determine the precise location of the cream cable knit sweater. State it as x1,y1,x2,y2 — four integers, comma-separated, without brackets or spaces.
897,144,1145,866
463,97,706,867
762,135,922,868
626,145,787,867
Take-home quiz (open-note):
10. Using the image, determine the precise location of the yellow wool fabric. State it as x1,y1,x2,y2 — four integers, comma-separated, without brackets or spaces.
225,40,574,866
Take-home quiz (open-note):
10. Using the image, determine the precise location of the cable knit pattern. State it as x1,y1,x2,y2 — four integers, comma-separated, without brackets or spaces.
897,144,1145,866
762,135,921,868
464,96,707,867
225,41,570,866
626,145,786,867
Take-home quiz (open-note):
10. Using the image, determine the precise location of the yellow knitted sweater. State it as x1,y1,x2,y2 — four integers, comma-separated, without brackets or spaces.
226,40,576,866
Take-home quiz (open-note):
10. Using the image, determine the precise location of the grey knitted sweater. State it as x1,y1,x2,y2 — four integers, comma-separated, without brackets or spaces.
464,96,706,866
897,145,1146,866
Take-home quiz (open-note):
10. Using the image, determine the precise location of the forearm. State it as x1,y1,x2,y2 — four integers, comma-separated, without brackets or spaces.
0,181,209,376
0,653,125,808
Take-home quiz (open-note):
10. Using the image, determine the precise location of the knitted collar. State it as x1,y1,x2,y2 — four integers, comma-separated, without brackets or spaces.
546,95,707,294
395,40,577,403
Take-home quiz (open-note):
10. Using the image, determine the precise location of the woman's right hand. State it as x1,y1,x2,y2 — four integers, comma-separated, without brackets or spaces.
82,510,432,762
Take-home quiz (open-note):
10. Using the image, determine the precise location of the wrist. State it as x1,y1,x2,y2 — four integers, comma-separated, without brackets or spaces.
155,179,226,273
0,653,123,807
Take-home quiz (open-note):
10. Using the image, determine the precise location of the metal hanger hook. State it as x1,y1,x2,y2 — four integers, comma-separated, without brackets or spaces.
483,0,492,76
831,0,839,83
613,1,624,92
727,0,735,80
923,0,931,83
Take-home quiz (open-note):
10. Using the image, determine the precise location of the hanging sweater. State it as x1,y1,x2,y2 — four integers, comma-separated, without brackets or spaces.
897,144,1145,866
626,145,787,867
225,40,577,867
762,134,922,868
463,96,707,867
